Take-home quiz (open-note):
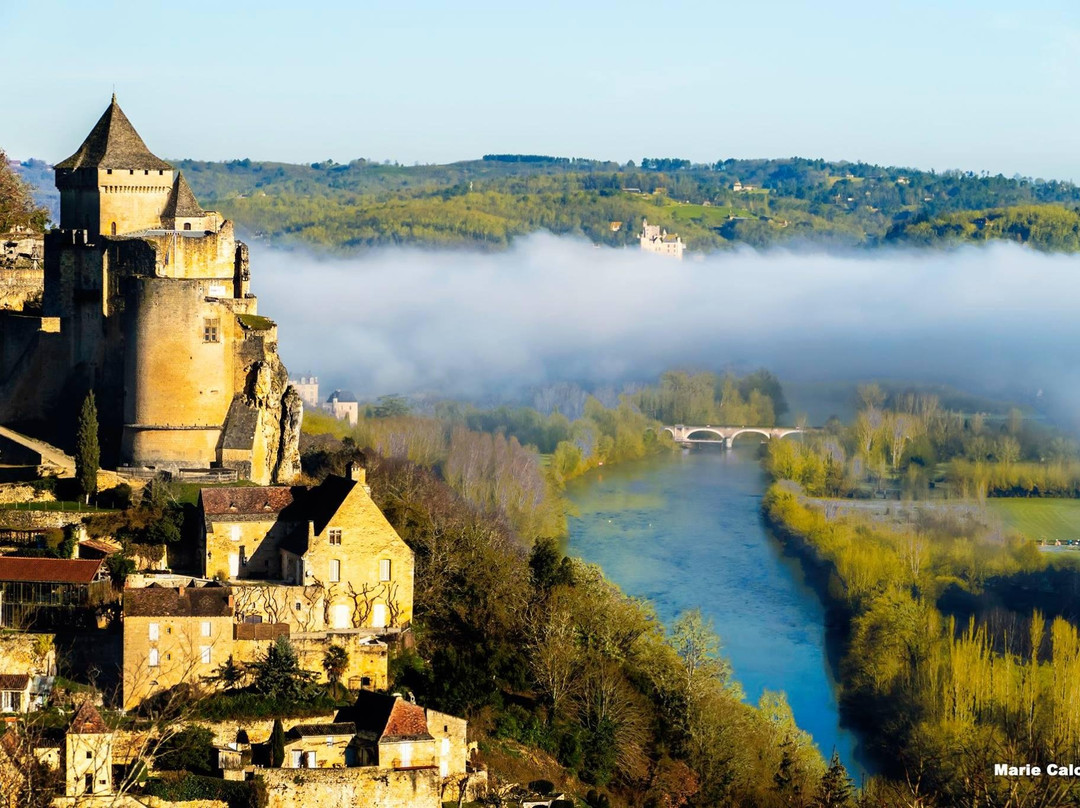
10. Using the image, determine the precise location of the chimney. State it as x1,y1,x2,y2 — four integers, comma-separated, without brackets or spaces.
345,462,366,485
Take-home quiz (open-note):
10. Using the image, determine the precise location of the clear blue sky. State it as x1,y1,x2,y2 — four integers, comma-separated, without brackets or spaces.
4,0,1080,179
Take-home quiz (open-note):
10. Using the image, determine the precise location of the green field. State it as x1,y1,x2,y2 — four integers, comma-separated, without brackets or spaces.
989,498,1080,544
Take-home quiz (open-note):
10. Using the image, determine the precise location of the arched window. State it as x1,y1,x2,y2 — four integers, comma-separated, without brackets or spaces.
110,222,116,236
183,222,191,231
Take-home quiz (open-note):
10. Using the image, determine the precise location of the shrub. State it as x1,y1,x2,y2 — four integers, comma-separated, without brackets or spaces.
154,726,216,775
144,772,263,808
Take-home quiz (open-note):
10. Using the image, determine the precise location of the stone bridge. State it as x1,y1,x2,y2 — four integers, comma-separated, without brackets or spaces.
663,424,810,448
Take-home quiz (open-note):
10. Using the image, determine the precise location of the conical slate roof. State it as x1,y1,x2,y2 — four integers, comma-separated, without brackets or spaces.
163,172,204,218
56,95,172,172
69,700,109,734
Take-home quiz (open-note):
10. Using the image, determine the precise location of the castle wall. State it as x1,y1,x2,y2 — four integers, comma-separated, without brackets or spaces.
121,278,236,469
137,221,238,281
259,767,442,808
0,267,43,311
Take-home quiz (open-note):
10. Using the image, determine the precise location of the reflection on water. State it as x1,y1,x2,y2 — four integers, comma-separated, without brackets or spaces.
564,447,871,778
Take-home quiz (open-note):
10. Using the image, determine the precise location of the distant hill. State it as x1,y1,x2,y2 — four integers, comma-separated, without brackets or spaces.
11,159,58,224
17,154,1080,252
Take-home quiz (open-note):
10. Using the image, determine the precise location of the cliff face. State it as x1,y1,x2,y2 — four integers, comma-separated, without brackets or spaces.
274,384,303,483
232,344,302,485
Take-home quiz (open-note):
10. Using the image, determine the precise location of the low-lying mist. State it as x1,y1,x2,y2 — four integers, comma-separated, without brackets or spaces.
253,235,1080,428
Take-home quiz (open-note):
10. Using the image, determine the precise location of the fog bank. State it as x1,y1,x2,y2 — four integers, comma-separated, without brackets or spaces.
252,236,1080,425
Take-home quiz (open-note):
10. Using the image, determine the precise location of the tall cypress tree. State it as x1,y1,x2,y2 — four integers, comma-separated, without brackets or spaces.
269,718,286,768
75,391,99,505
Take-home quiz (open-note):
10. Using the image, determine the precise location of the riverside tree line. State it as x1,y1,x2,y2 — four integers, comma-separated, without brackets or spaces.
764,485,1080,806
765,384,1080,499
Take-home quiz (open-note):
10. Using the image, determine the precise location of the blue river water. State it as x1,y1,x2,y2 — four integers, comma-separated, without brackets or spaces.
564,447,870,779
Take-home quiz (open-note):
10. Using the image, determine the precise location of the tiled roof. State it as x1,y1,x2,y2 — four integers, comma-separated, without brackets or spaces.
0,557,103,584
162,172,204,219
0,673,30,690
55,96,172,172
70,701,109,734
285,722,356,740
78,538,121,556
335,692,432,743
383,699,432,741
327,390,358,404
124,586,233,618
201,486,296,517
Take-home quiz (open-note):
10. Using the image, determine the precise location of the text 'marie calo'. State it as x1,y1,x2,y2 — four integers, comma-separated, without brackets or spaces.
995,763,1080,776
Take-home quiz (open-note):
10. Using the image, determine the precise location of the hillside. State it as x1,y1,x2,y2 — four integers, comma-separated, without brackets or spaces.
16,153,1080,252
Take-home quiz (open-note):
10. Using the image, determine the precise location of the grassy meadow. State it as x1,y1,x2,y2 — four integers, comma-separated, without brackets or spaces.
990,497,1080,544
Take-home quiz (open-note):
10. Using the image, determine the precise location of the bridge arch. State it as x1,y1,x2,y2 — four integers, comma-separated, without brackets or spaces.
683,428,727,441
727,428,774,443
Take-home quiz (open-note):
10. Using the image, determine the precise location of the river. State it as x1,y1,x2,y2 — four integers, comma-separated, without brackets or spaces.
564,446,871,779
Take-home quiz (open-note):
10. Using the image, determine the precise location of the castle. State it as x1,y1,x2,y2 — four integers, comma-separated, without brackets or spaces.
0,97,301,483
639,218,685,259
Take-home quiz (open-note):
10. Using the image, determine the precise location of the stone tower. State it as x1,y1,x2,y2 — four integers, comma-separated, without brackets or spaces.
64,701,113,797
0,97,302,483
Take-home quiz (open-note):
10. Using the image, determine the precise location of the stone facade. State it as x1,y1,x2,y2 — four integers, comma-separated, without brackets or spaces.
0,97,301,484
64,702,113,797
0,230,43,311
282,722,356,768
121,585,234,710
260,765,442,808
326,390,358,426
201,465,415,633
290,376,319,409
427,708,468,779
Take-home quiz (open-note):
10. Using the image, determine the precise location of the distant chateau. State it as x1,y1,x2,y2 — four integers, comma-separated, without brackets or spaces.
0,97,301,483
288,376,361,427
639,218,685,258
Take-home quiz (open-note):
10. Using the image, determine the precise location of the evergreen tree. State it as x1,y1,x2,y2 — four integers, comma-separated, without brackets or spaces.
813,751,853,808
250,636,317,702
74,392,99,504
269,718,285,768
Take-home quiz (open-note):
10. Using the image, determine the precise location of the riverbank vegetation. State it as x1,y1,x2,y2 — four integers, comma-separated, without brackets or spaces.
764,484,1080,805
764,383,1079,500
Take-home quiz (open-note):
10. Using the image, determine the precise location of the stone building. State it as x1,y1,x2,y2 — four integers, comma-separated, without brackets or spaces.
326,390,359,426
639,218,685,258
64,701,113,797
0,96,302,484
121,584,234,711
282,722,356,768
200,463,414,632
290,376,320,409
